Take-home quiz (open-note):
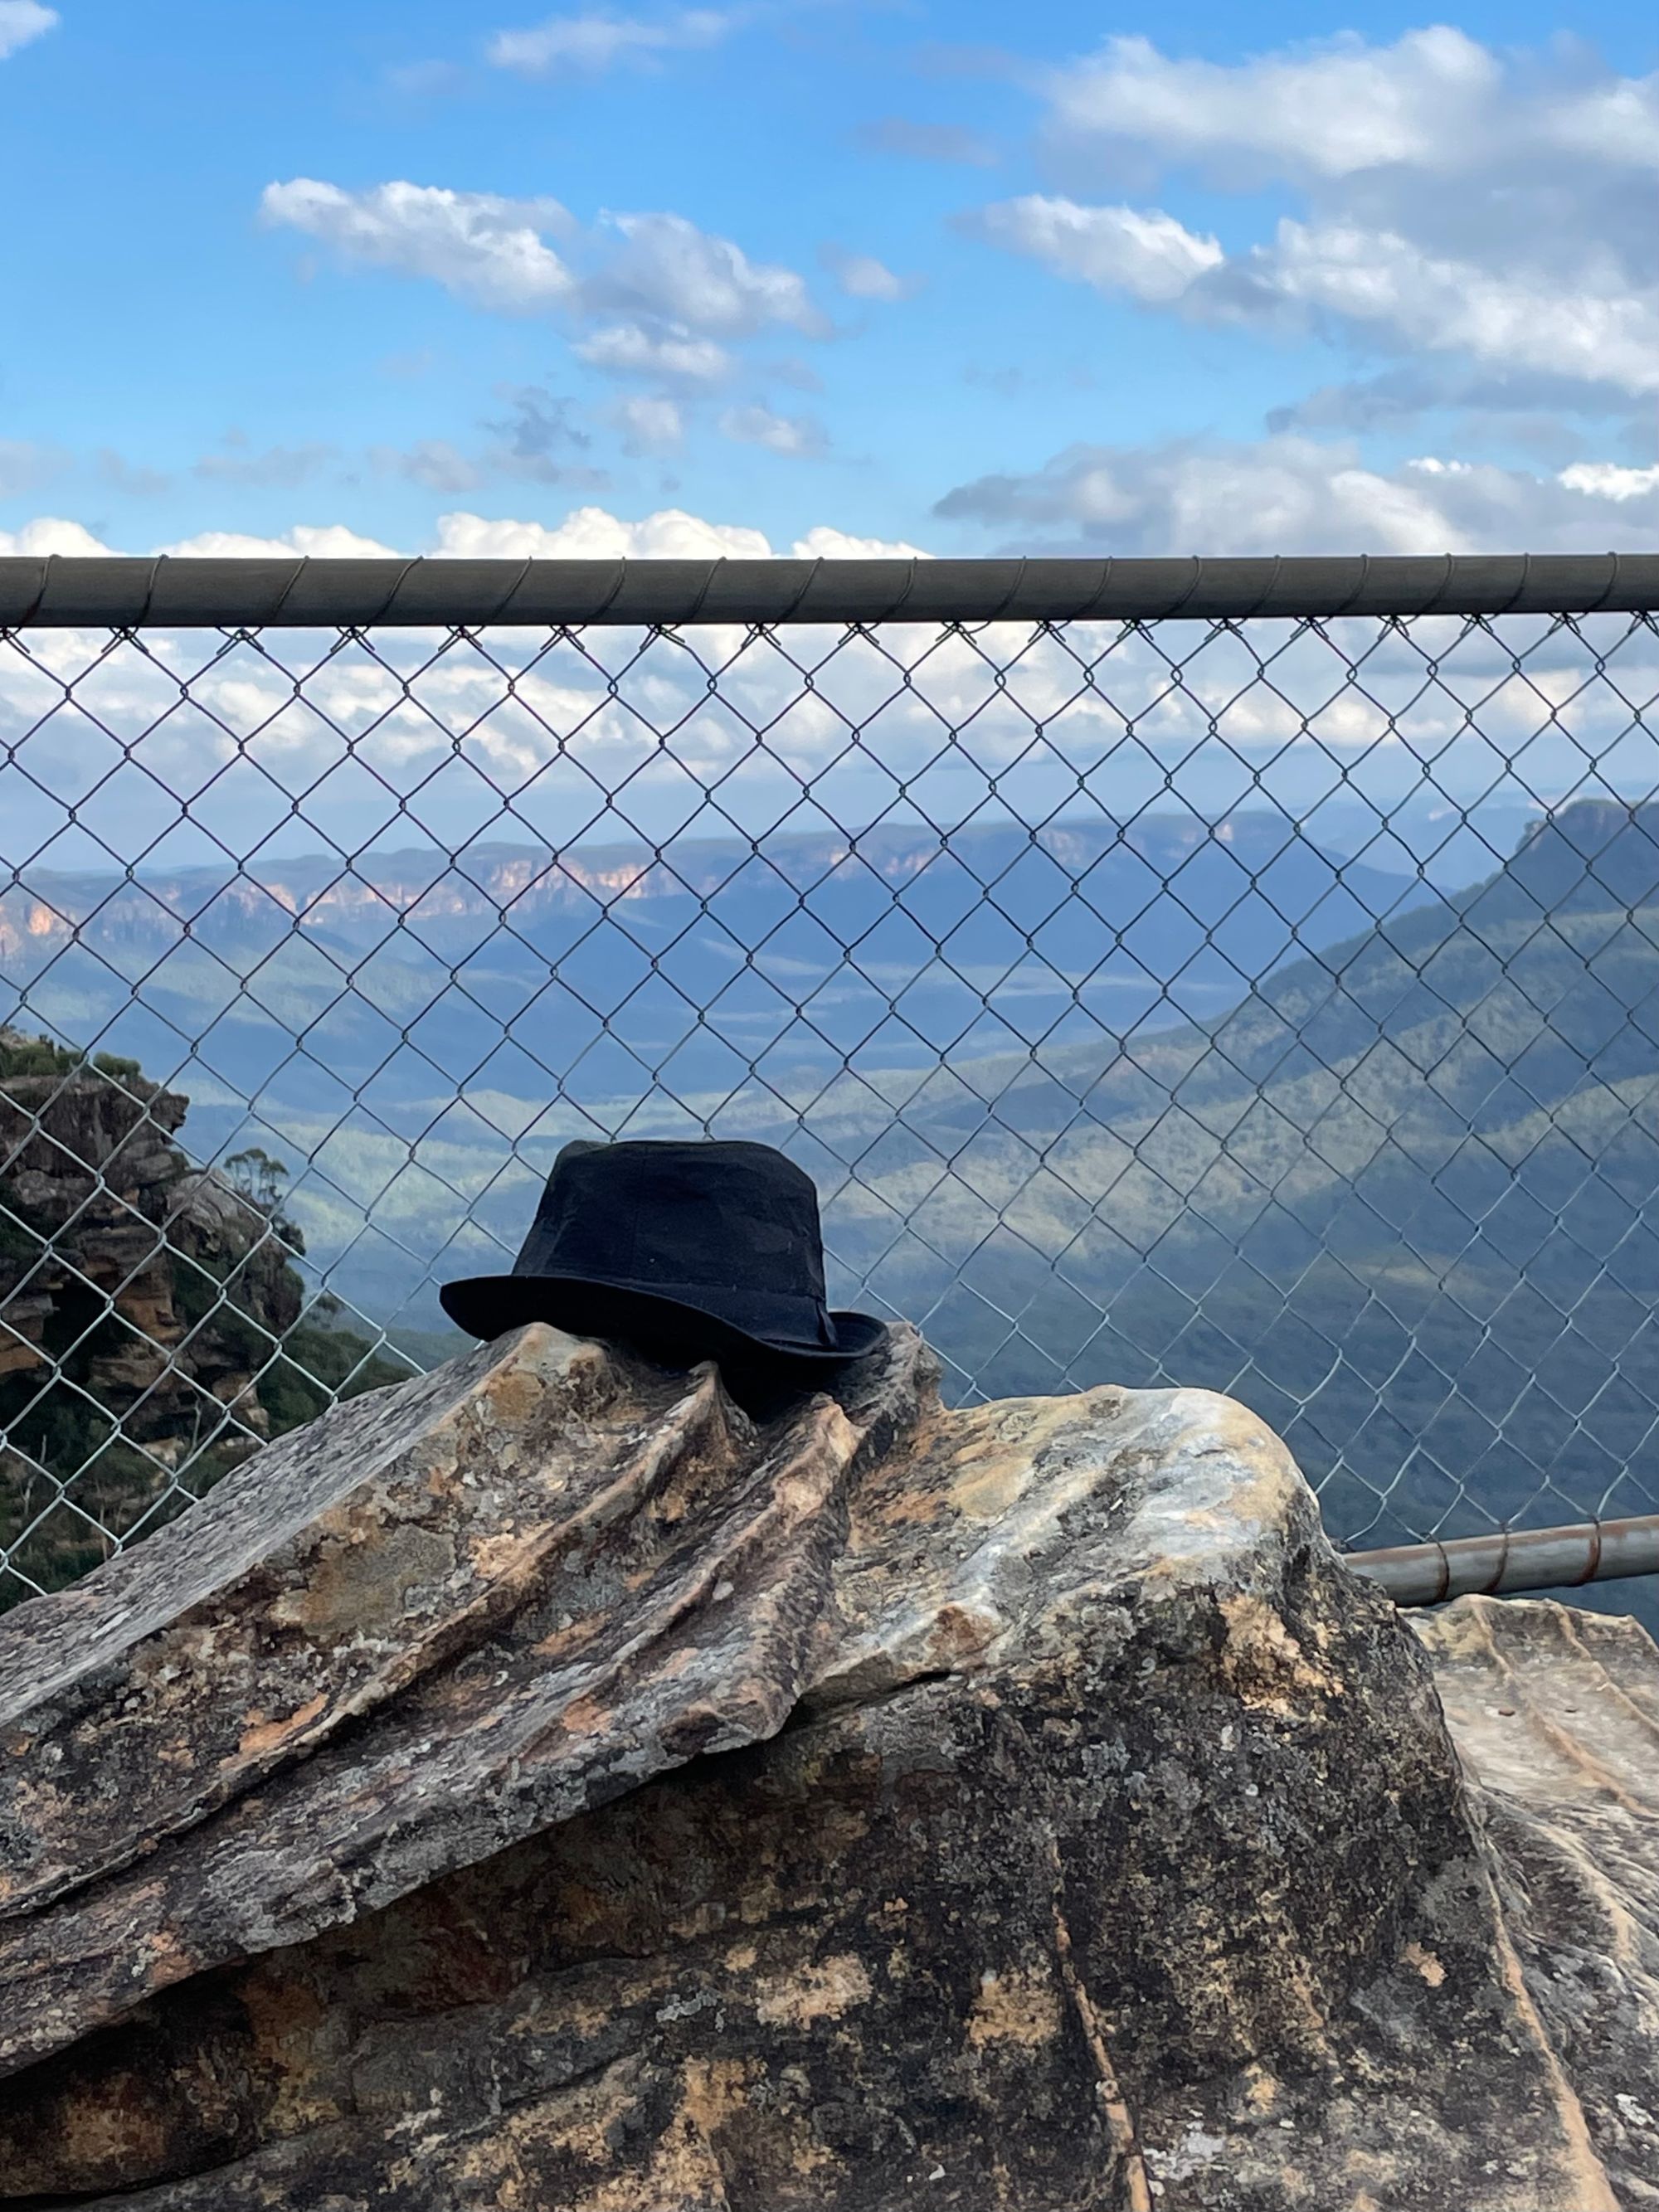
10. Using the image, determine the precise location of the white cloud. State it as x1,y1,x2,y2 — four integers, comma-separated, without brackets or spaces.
0,2,56,61
969,196,1222,303
935,435,1659,556
0,518,111,557
1045,27,1659,187
591,211,825,338
574,322,732,382
0,507,936,565
260,184,826,385
719,401,825,456
154,524,402,558
260,180,575,312
1559,462,1659,503
1044,28,1499,182
488,7,737,76
431,508,931,558
1216,221,1659,396
612,396,684,452
792,525,930,559
991,30,1659,416
429,506,776,559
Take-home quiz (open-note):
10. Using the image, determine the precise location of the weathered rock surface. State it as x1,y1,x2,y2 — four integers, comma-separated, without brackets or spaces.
0,1320,1653,2210
0,1028,406,1599
1414,1597,1659,2208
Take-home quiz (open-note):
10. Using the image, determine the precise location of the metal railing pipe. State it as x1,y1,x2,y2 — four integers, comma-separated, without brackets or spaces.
1346,1514,1659,1607
6,551,1659,630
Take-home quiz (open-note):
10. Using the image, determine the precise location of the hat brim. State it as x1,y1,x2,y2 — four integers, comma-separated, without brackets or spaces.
438,1269,888,1369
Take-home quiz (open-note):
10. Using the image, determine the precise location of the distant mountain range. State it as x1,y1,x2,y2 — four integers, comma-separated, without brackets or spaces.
2,805,1443,1127
6,792,1657,1626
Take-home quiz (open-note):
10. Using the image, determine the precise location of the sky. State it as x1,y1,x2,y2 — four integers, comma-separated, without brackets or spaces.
2,1,1659,562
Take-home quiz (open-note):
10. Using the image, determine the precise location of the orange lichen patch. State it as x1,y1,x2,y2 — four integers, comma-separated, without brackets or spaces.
465,1526,548,1584
558,1693,614,1738
1219,1593,1344,1715
965,1965,1064,2049
1403,1942,1447,1988
236,1693,328,1760
751,1953,872,2028
679,2056,754,2136
1243,2065,1280,2112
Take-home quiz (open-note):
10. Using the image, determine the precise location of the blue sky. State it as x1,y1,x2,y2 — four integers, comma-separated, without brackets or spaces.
3,0,1658,558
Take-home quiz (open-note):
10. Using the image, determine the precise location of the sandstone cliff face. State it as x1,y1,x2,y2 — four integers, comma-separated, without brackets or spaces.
0,1321,1652,2210
0,1030,403,1600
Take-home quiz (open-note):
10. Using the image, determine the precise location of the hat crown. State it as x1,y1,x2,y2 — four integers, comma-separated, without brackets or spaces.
499,1140,836,1348
528,1140,827,1307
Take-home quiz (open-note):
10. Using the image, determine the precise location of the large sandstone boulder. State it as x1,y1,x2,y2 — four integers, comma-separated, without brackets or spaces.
0,1321,1653,2210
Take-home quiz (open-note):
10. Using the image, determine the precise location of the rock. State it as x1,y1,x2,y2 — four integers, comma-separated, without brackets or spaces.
1413,1596,1659,2211
0,1320,1652,2209
0,1031,406,1599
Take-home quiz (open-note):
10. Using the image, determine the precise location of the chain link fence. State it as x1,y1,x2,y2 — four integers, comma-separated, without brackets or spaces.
2,554,1657,1614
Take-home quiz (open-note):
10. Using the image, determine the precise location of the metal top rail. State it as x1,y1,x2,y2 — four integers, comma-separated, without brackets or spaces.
3,552,1659,630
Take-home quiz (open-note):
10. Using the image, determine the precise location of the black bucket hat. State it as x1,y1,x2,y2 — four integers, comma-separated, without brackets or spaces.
440,1138,887,1368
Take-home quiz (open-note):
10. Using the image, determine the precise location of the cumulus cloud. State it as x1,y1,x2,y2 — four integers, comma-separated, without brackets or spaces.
260,184,827,399
967,196,1222,303
589,211,825,338
0,507,932,562
427,507,773,559
1559,462,1659,503
153,524,403,558
1216,221,1659,396
934,435,1659,557
1043,28,1501,182
0,2,55,61
488,7,738,76
423,509,925,558
260,180,575,312
0,518,112,557
718,401,825,456
792,524,930,559
573,322,732,382
979,29,1659,419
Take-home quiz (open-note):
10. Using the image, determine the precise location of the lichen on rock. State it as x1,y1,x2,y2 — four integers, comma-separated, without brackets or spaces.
0,1318,1652,2209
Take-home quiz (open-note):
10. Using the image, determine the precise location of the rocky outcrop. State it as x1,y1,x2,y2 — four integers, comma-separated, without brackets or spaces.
0,1320,1652,2209
1415,1597,1659,2202
0,1031,403,1598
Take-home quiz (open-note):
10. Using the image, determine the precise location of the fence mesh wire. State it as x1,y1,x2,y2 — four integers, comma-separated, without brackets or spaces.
2,590,1658,1606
